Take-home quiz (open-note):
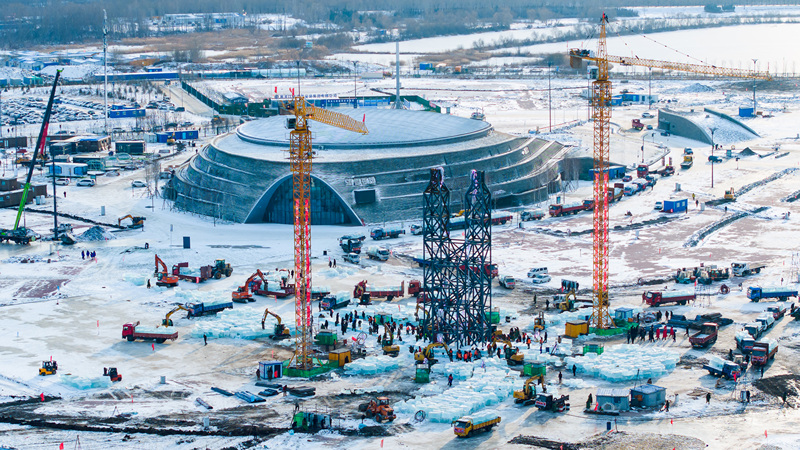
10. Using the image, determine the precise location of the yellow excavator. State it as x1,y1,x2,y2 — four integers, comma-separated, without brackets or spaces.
162,305,189,326
382,330,400,357
262,308,291,340
495,338,524,366
724,187,736,201
118,214,146,229
533,312,546,331
555,290,578,312
513,375,544,406
414,342,450,365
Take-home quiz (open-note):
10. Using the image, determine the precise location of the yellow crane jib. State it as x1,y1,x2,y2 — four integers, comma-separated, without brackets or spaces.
309,104,369,135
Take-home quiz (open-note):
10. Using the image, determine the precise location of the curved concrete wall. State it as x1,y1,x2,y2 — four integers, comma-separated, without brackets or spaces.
658,109,711,144
173,133,565,224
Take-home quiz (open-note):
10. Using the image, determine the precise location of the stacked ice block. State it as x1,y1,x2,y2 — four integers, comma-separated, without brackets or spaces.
563,344,679,382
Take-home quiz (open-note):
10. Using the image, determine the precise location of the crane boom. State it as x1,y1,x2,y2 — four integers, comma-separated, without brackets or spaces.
308,105,369,134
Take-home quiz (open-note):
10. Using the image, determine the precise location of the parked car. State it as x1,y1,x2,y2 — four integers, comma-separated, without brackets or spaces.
131,180,147,188
105,170,120,177
55,178,70,185
641,112,654,118
622,175,633,182
654,201,663,211
708,156,723,163
410,224,423,235
527,267,548,278
76,178,95,187
530,274,552,284
646,125,653,130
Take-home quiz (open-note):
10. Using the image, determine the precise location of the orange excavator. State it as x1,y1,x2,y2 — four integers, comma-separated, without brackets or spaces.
232,270,266,303
154,254,178,287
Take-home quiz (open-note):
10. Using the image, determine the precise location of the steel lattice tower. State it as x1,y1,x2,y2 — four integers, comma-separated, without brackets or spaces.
461,170,493,344
422,168,452,343
591,14,611,329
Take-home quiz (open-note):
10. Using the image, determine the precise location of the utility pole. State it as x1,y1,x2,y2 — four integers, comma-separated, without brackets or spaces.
393,41,402,109
710,127,717,189
353,61,358,109
52,157,58,241
648,68,652,109
547,62,552,131
103,9,108,136
752,59,758,113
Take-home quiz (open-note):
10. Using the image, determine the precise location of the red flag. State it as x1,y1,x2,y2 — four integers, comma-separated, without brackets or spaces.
380,439,384,448
151,343,155,351
362,113,366,123
274,86,277,93
670,419,673,425
40,393,45,402
60,444,64,450
765,430,768,437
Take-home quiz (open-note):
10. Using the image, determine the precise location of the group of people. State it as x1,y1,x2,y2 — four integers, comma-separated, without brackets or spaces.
80,250,97,261
628,323,676,343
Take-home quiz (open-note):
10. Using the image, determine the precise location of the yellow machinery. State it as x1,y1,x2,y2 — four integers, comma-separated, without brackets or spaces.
286,96,368,371
724,188,736,201
414,342,450,364
568,16,770,331
513,375,543,406
496,339,524,366
533,312,545,331
382,331,399,357
118,214,145,229
162,305,188,326
556,290,578,312
39,360,58,376
262,308,291,340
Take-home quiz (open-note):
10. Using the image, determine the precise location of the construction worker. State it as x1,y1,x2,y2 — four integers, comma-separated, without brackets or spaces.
147,279,151,289
448,374,453,387
558,371,562,384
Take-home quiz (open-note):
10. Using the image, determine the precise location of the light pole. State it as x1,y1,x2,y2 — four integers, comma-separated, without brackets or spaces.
648,68,652,109
547,61,552,131
709,127,717,189
752,59,758,112
640,134,646,163
352,61,358,109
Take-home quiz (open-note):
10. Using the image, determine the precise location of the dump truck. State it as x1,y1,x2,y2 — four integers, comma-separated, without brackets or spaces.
747,286,798,302
185,300,233,318
171,262,213,283
365,246,390,261
642,290,695,306
122,322,178,343
453,413,501,438
370,227,405,240
631,119,644,131
731,262,766,277
354,280,405,301
689,323,718,348
767,303,790,319
549,202,586,217
521,210,545,221
339,237,362,254
751,340,778,366
320,295,350,311
703,360,741,379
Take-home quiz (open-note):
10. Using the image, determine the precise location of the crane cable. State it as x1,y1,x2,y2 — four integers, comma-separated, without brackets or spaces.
613,20,709,66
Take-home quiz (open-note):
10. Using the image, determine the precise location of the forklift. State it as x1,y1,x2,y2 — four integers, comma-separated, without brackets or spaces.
39,361,58,376
103,367,122,382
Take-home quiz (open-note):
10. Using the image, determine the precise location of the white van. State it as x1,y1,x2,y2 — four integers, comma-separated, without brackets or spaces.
527,267,548,278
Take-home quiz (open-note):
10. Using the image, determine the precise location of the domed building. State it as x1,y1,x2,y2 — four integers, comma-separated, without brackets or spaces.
172,109,567,225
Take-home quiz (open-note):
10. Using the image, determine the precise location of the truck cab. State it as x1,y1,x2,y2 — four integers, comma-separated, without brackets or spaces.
343,253,360,264
499,276,515,289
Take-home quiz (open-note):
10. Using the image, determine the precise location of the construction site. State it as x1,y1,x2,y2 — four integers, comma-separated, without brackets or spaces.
4,14,800,450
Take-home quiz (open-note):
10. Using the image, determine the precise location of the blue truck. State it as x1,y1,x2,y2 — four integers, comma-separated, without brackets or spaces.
746,286,799,302
185,300,233,318
370,227,405,240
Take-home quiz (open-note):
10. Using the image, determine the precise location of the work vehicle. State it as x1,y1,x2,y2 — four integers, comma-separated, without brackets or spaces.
655,165,675,177
642,112,654,118
131,180,147,188
631,118,644,130
767,303,789,319
173,260,233,283
340,233,365,242
723,188,736,201
320,295,350,311
513,376,543,406
499,276,515,289
755,313,775,331
654,201,663,211
410,224,423,235
414,342,450,365
353,280,406,301
676,265,730,285
55,178,70,185
703,361,741,379
122,322,178,343
211,259,233,279
103,367,122,382
548,202,586,217
446,213,513,230
162,305,189,326
261,308,291,339
521,210,545,221
76,178,96,187
642,290,695,306
359,397,396,423
311,286,331,300
370,227,405,240
252,277,295,298
622,175,633,182
453,413,501,438
668,313,733,330
555,290,578,311
751,340,778,366
736,330,756,354
746,321,766,340
747,286,799,302
118,214,145,229
680,154,693,169
381,332,399,357
184,300,233,318
365,246,390,261
343,252,360,264
500,342,524,366
609,183,624,202
731,263,766,277
232,270,266,303
535,393,570,412
339,237,362,254
39,360,58,376
154,254,179,287
689,323,718,348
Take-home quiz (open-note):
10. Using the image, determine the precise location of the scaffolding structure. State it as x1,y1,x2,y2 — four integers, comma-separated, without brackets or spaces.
421,168,492,348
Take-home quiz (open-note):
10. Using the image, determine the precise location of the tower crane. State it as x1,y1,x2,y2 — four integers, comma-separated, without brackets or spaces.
569,15,770,330
286,96,367,371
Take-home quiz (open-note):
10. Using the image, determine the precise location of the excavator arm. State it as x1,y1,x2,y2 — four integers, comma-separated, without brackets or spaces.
118,215,133,226
163,305,189,326
262,308,282,329
154,254,168,275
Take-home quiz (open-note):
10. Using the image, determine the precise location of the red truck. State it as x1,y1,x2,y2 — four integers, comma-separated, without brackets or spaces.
549,202,586,217
751,340,778,366
491,214,513,225
689,323,718,348
632,119,644,130
172,262,212,283
354,280,407,301
642,290,696,306
767,303,789,319
253,279,295,299
122,322,178,343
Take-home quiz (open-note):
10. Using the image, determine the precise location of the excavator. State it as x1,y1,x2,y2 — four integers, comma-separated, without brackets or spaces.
555,290,578,312
232,270,265,303
724,187,736,201
414,342,450,365
154,254,179,287
162,305,189,326
262,308,291,340
494,338,524,366
513,375,544,406
118,214,146,229
533,312,546,331
381,331,400,357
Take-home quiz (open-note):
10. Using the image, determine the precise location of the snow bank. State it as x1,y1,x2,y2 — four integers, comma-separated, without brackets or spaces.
59,374,112,390
124,274,147,286
564,344,679,382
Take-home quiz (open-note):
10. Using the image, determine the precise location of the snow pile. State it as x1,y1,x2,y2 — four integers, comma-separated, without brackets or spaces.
564,344,679,382
59,374,112,390
190,305,294,340
78,226,115,241
394,358,516,423
344,355,403,375
681,83,715,93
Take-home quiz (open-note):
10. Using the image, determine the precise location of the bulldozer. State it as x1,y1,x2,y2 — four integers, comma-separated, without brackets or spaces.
381,332,400,357
513,375,543,406
211,259,233,279
103,367,122,382
358,397,396,423
414,342,450,365
118,214,146,229
162,305,189,326
39,360,58,376
724,187,736,201
262,308,291,340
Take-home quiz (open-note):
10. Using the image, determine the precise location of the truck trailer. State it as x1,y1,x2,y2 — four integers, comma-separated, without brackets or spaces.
642,290,695,306
370,227,405,240
746,286,799,302
122,321,178,343
549,202,586,217
185,300,233,318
